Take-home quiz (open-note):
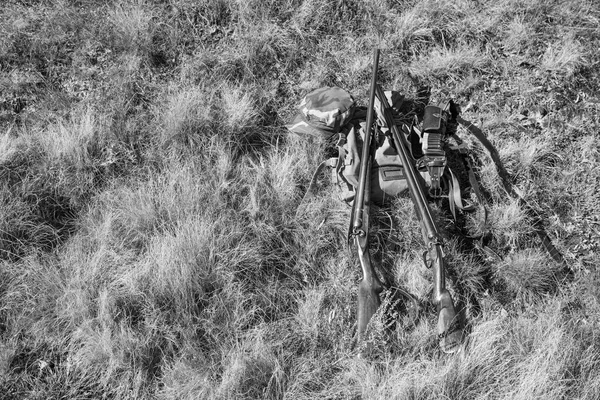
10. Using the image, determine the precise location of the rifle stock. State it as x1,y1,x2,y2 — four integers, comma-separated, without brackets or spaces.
355,162,383,342
356,225,384,343
357,275,383,341
375,84,462,353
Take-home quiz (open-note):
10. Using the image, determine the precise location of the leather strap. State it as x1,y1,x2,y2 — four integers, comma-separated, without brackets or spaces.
295,158,338,218
449,135,489,231
447,168,476,220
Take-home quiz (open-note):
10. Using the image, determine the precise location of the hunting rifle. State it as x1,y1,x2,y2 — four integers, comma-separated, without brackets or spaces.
351,49,462,353
374,84,462,353
351,48,384,345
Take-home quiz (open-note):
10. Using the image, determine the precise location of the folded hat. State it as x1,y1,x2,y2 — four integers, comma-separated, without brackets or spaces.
286,86,356,138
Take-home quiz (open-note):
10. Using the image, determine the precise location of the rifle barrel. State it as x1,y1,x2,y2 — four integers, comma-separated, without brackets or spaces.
374,85,439,239
352,48,380,234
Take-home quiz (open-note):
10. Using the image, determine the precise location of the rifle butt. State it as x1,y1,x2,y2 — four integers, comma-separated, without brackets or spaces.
435,289,462,354
357,278,383,342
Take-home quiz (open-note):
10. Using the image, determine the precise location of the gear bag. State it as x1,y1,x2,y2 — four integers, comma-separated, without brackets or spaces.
334,120,411,204
287,87,412,205
289,87,485,220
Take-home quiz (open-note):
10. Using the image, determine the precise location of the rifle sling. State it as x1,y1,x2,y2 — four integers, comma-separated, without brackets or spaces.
457,117,566,265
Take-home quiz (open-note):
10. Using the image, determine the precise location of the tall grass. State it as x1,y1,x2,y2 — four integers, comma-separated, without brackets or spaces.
1,0,599,398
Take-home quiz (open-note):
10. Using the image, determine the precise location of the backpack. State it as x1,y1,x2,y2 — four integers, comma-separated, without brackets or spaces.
288,86,484,219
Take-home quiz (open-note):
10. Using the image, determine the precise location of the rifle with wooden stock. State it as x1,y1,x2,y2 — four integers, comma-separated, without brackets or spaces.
350,49,384,345
374,84,462,353
351,49,462,353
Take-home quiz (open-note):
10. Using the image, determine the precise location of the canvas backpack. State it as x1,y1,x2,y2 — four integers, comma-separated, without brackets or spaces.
288,86,485,220
287,87,412,205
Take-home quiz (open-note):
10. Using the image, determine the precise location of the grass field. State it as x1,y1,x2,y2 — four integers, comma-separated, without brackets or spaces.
1,0,599,399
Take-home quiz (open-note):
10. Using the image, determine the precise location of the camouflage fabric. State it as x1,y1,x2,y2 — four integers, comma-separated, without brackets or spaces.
286,86,355,138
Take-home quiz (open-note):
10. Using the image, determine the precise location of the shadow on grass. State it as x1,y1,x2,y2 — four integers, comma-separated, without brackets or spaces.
457,116,570,270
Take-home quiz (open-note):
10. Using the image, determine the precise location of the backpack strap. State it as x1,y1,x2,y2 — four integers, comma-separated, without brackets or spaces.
512,187,567,265
295,157,338,218
457,117,567,265
448,134,489,234
447,168,476,220
463,152,488,216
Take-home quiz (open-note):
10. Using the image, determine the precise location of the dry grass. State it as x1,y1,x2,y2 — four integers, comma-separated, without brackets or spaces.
541,35,586,77
0,0,599,399
159,85,217,149
409,44,492,81
108,0,155,55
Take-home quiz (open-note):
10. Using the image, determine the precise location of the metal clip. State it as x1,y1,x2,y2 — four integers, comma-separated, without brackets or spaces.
422,250,432,269
352,227,366,238
423,155,447,197
427,236,445,258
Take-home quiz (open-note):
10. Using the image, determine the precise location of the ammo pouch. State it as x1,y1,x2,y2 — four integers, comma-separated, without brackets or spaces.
419,105,449,196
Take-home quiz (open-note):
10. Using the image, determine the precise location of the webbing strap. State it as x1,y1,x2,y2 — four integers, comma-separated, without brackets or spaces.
295,158,338,218
449,135,489,232
512,187,566,265
464,155,489,229
447,168,475,220
456,118,566,265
